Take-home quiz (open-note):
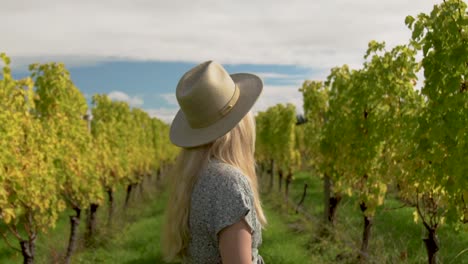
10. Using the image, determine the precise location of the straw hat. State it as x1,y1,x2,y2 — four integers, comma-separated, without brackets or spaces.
170,60,263,148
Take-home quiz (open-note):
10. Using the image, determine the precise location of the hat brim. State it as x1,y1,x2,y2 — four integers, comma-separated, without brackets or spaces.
170,73,263,148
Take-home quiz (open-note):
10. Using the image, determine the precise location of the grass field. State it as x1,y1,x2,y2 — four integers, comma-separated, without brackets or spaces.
0,171,467,263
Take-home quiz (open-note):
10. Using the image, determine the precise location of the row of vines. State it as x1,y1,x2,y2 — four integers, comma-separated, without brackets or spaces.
0,54,178,264
255,1,467,263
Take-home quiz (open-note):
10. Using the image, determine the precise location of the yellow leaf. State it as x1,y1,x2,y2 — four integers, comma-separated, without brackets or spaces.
413,210,419,224
1,208,15,224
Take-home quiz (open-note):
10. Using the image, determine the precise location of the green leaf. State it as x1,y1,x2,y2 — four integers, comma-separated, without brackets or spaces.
405,15,416,28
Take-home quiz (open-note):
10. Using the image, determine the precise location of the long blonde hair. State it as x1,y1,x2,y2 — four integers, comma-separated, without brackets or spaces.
161,111,267,262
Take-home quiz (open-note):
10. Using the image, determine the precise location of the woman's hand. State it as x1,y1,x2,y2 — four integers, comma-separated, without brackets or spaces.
218,218,252,264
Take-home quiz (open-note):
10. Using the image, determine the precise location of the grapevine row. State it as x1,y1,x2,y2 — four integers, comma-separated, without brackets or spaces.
0,56,178,264
255,1,467,263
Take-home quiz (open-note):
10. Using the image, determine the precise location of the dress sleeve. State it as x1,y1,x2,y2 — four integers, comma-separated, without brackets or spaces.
208,169,255,243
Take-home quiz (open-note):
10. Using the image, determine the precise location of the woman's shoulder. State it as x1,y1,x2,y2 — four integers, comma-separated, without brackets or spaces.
192,158,254,216
193,159,253,200
202,158,250,188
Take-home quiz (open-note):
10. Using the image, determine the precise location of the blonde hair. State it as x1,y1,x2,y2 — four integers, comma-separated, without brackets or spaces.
161,111,267,262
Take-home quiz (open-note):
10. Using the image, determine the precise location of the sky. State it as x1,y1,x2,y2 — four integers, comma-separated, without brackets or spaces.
1,0,440,123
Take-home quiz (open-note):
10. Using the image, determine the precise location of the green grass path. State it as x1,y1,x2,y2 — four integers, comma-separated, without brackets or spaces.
73,190,169,264
72,189,315,264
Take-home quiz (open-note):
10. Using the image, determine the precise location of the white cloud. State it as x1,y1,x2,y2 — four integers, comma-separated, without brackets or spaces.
307,68,332,82
11,56,107,70
159,93,178,106
254,72,306,81
145,107,179,124
0,0,439,69
108,91,144,107
253,85,303,115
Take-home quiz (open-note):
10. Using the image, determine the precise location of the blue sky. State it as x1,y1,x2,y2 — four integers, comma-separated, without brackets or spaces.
11,60,313,122
1,0,439,122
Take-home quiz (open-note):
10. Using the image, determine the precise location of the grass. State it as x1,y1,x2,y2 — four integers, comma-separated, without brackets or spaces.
0,177,168,264
256,195,316,263
72,188,169,264
268,170,468,264
1,171,467,264
0,205,77,263
71,183,320,264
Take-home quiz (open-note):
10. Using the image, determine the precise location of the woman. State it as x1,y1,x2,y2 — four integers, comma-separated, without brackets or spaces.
161,61,267,264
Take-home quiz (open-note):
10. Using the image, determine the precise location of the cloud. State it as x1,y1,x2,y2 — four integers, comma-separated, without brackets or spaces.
253,84,303,115
145,107,179,124
255,72,305,80
253,72,308,87
159,93,178,106
8,55,108,71
1,0,439,69
108,91,144,107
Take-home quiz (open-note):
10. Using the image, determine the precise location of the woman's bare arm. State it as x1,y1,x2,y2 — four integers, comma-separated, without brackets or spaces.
218,218,252,264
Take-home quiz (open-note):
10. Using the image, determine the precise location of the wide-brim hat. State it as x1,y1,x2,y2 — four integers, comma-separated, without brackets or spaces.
170,61,263,148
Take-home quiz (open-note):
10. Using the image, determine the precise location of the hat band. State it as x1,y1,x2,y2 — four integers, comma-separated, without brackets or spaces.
190,84,240,129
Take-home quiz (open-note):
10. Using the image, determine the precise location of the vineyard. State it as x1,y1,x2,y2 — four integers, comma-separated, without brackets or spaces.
0,0,467,264
0,54,178,264
254,1,467,263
